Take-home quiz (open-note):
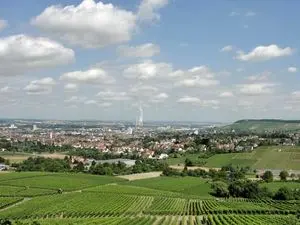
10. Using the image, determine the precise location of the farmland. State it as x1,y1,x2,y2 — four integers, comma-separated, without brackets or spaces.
0,172,299,224
204,146,300,170
0,152,67,163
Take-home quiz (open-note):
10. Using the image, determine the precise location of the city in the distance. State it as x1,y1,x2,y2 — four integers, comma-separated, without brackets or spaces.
0,0,299,224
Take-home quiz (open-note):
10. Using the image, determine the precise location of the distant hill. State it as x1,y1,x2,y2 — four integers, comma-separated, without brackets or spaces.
222,119,300,132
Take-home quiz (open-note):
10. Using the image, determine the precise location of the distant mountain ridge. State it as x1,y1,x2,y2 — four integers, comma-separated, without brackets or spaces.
235,119,300,124
224,119,300,132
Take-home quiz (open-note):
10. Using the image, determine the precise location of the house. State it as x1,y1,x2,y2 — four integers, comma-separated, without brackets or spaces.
0,164,8,171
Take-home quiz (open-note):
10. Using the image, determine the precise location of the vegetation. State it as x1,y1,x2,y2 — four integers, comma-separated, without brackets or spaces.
0,172,299,224
204,146,300,170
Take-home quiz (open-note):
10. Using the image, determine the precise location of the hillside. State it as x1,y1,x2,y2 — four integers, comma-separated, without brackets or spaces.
223,119,300,132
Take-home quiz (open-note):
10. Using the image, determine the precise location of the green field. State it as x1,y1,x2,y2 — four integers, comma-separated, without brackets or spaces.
204,146,300,170
0,172,124,191
124,176,212,198
0,172,299,224
260,181,300,193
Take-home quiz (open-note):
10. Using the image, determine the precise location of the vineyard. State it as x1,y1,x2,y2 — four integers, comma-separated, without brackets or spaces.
0,172,299,224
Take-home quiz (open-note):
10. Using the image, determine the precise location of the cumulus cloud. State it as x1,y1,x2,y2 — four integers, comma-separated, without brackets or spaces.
239,83,276,96
130,85,158,97
220,45,233,52
246,72,270,82
150,92,168,103
0,19,8,31
84,100,97,105
288,67,297,73
219,91,234,98
96,90,130,101
176,77,219,88
60,68,115,85
175,66,219,88
65,96,87,103
245,11,256,17
0,86,15,93
229,11,239,17
0,35,74,76
117,43,160,58
32,0,137,48
24,77,56,95
177,96,219,108
177,96,201,103
137,0,168,22
124,60,172,80
64,83,78,92
237,45,293,61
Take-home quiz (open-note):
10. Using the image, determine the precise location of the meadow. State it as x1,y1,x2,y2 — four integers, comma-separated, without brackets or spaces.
0,172,299,224
203,146,300,170
0,152,67,163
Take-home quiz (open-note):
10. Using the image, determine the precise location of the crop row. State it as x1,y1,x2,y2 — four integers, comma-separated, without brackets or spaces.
203,214,298,225
0,197,24,210
10,216,204,225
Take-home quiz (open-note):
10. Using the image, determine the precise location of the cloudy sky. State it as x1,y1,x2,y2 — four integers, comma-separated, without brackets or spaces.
0,0,299,122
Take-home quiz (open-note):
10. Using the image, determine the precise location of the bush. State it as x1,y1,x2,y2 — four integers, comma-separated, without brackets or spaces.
262,171,273,183
279,170,289,181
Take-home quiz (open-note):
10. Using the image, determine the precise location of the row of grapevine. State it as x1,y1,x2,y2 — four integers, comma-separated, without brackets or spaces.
203,214,298,225
0,197,24,209
12,216,204,225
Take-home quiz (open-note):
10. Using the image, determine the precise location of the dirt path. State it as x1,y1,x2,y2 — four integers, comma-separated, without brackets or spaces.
117,172,162,181
0,197,31,211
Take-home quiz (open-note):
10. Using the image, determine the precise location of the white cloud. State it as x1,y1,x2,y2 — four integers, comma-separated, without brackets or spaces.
177,96,201,103
229,11,239,17
0,35,74,76
176,77,219,88
130,85,158,96
137,0,168,22
219,91,234,98
291,91,300,98
246,72,270,82
220,45,233,52
169,70,184,78
32,77,56,86
64,83,78,92
96,90,130,101
84,100,97,105
124,60,172,80
65,96,87,103
117,43,160,58
0,20,8,31
175,65,219,88
245,11,256,17
60,68,115,84
24,77,56,95
0,86,15,93
239,83,276,96
32,0,137,48
150,92,168,103
288,67,297,73
237,45,293,61
177,96,219,108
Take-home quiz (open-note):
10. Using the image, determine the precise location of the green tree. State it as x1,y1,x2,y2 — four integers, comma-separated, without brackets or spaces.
262,171,273,183
211,181,229,197
279,170,289,181
184,158,193,167
274,187,294,200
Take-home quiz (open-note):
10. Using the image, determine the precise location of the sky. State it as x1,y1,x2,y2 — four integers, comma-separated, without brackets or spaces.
0,0,300,122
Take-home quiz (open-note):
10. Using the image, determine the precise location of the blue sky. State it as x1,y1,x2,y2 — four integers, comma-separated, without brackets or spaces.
0,0,299,122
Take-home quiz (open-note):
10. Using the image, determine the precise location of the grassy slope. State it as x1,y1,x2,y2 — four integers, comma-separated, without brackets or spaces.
260,182,300,193
204,146,300,170
124,176,212,198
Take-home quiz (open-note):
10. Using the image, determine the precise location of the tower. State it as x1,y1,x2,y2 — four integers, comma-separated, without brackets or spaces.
135,103,143,129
